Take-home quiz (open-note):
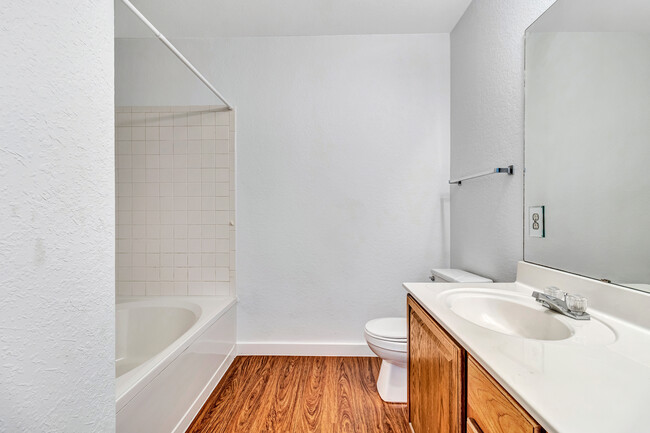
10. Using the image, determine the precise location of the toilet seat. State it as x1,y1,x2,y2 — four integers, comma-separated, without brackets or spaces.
364,317,407,353
364,317,406,342
364,332,406,353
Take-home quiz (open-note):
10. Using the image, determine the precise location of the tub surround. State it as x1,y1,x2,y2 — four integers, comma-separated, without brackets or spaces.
115,106,236,298
404,261,650,433
115,105,238,431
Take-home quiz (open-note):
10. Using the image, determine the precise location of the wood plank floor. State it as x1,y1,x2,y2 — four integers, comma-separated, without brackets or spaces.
187,356,409,433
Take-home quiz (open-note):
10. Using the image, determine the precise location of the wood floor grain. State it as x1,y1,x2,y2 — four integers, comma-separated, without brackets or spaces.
187,356,409,433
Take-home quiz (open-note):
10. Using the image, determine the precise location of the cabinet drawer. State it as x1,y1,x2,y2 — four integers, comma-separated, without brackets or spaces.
467,356,542,433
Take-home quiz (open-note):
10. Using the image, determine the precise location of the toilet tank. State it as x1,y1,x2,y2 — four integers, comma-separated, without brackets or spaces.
430,269,493,283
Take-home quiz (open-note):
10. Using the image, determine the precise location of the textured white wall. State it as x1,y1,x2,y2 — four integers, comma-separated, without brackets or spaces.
450,0,556,282
116,35,450,346
0,1,115,431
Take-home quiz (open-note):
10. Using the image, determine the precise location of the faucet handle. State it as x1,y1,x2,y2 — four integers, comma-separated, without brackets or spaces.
544,286,566,300
566,293,588,314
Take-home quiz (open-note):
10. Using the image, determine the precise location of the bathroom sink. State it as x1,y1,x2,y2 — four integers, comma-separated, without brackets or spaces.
443,291,574,341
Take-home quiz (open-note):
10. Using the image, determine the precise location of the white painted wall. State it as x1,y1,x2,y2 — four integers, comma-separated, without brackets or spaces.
116,35,450,349
525,32,650,286
450,0,556,282
115,0,471,37
528,0,650,32
0,1,115,431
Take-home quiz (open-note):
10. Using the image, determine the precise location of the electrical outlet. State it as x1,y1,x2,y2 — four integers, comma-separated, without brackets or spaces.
529,206,545,238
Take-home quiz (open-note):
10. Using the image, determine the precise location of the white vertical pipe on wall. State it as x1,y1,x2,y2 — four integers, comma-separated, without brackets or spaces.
119,0,234,110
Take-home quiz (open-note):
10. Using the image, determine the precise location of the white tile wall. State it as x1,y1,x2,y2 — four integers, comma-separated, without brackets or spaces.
116,106,236,297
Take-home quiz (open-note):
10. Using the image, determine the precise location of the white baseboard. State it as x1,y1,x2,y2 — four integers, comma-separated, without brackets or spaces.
173,345,237,433
236,342,375,357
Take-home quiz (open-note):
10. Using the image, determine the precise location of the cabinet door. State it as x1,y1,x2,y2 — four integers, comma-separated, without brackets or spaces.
467,356,543,433
408,295,465,433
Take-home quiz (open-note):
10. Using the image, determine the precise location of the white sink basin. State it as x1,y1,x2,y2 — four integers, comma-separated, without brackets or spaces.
444,291,574,341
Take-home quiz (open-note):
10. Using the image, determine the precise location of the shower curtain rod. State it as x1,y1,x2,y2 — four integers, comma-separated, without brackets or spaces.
120,0,234,110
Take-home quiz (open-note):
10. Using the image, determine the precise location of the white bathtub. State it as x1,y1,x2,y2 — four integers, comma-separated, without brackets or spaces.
116,296,237,433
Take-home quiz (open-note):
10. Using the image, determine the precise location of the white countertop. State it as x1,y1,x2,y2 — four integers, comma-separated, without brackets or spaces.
404,263,650,433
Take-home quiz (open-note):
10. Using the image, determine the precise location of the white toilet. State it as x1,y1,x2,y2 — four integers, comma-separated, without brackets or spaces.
364,268,492,403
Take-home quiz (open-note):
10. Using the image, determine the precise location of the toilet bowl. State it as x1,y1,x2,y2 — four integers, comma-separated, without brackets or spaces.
365,269,492,403
364,317,408,403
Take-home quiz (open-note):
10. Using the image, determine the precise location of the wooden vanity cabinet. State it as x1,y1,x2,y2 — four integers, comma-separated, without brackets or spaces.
407,295,465,433
467,356,542,433
407,295,544,433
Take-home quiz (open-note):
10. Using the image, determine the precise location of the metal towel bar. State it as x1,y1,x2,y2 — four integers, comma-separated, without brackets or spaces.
449,165,514,185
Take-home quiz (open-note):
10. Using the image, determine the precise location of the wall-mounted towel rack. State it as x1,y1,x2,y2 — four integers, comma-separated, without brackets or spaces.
449,165,514,185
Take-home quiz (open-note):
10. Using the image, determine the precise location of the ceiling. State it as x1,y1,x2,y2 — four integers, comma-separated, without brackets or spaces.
115,0,472,38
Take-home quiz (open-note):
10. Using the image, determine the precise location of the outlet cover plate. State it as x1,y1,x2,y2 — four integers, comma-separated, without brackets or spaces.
529,206,545,238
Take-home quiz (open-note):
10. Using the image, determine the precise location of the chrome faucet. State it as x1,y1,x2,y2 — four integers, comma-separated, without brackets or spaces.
531,287,590,320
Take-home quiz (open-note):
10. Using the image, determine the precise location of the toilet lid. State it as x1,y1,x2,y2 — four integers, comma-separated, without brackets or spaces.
365,317,407,341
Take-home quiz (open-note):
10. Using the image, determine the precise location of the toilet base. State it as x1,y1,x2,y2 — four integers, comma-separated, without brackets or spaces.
376,359,407,403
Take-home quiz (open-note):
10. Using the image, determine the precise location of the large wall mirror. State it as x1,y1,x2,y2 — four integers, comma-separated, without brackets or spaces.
524,0,650,292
